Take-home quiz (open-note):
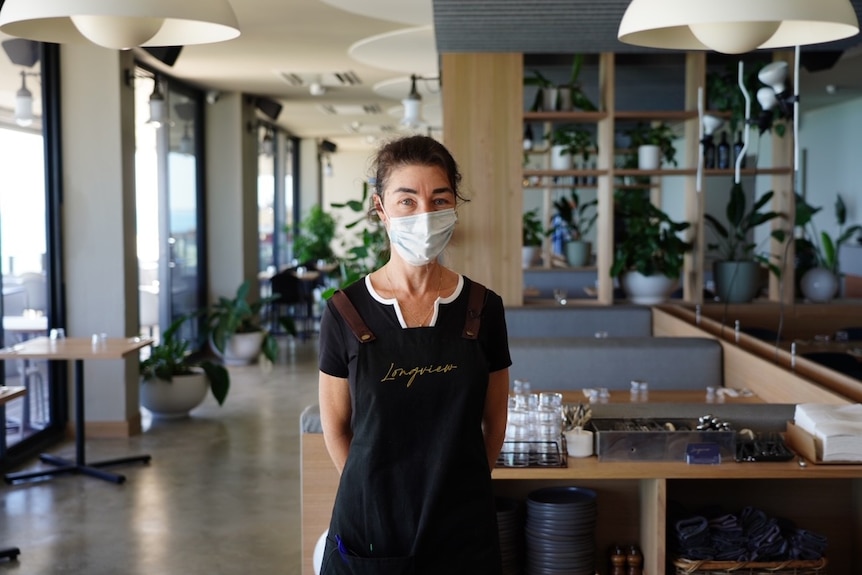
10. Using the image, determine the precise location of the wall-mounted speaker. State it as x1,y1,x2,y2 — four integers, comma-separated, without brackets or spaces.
2,38,39,68
143,46,183,67
255,97,283,120
319,140,337,154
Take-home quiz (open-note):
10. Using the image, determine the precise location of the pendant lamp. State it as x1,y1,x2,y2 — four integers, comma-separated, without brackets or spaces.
0,0,240,50
618,0,858,53
401,75,423,129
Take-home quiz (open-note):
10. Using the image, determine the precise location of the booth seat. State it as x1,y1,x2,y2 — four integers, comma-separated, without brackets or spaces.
504,305,652,338
508,336,723,391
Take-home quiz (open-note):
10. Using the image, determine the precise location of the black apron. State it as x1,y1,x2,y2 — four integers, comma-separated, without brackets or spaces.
320,282,501,575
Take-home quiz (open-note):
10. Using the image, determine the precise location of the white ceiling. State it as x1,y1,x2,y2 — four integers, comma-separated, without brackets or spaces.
3,0,862,151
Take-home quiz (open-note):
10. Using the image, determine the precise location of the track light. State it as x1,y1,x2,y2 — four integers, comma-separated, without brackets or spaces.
260,126,274,156
15,70,34,127
178,123,194,155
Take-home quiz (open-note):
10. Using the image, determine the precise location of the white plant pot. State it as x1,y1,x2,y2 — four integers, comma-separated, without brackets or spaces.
522,246,542,269
622,271,677,305
550,144,573,171
800,267,838,303
637,145,661,170
212,331,265,366
140,371,208,419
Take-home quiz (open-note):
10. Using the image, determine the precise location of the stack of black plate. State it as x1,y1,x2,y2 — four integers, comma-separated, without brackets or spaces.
496,496,522,575
524,486,597,575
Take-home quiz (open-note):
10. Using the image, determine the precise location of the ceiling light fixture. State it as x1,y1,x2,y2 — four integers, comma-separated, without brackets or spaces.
147,77,167,128
15,70,37,127
0,0,240,50
618,0,859,54
401,74,439,129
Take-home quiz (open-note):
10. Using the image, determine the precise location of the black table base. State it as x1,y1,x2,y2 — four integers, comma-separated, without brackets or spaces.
4,452,151,485
0,547,21,561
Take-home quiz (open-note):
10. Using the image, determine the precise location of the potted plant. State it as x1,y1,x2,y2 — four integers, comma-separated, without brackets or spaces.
524,54,597,113
627,121,678,170
291,205,337,265
139,314,230,419
522,208,545,268
610,190,692,304
551,126,595,171
794,193,862,302
704,183,785,303
553,190,597,267
205,280,279,366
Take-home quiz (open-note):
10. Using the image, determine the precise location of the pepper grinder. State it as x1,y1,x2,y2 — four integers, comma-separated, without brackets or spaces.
610,546,627,575
627,545,643,575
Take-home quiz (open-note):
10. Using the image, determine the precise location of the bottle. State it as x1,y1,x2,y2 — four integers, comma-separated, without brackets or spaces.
703,135,716,169
733,131,746,169
717,132,731,170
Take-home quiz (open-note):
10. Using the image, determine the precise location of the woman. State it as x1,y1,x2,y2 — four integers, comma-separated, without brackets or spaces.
317,135,511,574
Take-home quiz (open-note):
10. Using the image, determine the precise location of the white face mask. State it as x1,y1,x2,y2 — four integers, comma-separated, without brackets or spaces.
383,208,457,266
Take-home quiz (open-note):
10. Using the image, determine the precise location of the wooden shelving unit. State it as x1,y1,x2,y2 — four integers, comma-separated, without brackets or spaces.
521,52,795,306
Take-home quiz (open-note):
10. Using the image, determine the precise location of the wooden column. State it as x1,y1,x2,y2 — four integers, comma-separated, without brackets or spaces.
770,50,797,303
441,53,523,306
596,53,616,304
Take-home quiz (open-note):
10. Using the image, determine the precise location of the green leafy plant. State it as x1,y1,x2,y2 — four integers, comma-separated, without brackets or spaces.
610,190,692,278
291,205,336,264
552,126,595,162
522,208,545,247
204,280,279,363
627,121,678,167
327,181,389,297
553,190,597,241
704,183,785,275
140,315,230,406
793,193,862,274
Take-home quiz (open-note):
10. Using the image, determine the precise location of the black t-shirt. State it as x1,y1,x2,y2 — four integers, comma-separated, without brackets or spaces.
318,274,512,378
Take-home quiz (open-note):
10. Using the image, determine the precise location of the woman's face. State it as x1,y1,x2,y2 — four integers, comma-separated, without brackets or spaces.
377,164,455,222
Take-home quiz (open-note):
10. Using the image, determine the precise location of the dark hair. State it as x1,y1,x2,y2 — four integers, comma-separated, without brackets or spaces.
370,135,467,209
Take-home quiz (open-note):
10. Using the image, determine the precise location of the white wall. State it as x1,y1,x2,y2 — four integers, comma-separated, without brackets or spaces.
321,147,378,258
798,97,862,239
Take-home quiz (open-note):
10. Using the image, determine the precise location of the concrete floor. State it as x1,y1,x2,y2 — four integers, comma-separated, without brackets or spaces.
1,338,320,575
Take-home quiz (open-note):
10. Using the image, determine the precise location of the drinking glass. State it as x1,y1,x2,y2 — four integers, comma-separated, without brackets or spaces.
49,328,66,340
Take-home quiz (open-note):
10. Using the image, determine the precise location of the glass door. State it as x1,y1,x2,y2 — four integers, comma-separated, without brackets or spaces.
134,69,205,343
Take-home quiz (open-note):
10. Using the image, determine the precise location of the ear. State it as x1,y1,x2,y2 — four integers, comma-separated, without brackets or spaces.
373,194,386,222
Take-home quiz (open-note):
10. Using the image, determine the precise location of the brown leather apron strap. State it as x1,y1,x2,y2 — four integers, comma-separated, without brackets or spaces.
462,281,487,340
331,290,376,343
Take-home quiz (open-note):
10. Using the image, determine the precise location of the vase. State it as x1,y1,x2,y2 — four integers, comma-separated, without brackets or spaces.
140,371,208,419
622,271,677,305
800,267,838,303
522,246,541,269
637,145,661,170
565,240,591,267
713,260,762,303
211,331,265,366
550,144,573,171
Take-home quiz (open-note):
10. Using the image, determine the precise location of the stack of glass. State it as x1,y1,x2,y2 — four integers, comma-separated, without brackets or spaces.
502,380,564,467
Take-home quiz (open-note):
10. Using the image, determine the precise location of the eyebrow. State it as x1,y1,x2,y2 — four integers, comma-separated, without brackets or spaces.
391,186,454,195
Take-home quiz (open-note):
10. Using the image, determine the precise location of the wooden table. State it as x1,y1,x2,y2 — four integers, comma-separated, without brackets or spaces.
0,336,153,484
0,386,25,562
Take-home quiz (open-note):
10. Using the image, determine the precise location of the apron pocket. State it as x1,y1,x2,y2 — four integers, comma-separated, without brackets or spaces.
320,534,414,575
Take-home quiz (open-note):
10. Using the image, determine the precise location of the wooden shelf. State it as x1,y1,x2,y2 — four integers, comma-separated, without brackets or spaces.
614,110,699,121
524,169,607,177
524,111,608,122
523,183,599,190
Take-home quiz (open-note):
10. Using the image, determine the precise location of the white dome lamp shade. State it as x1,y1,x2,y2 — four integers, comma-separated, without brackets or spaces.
758,61,789,94
702,114,724,137
15,71,34,127
618,0,859,53
0,0,240,50
756,87,779,112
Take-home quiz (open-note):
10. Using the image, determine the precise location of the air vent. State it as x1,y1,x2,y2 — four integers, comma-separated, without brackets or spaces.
276,70,363,87
319,103,383,116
